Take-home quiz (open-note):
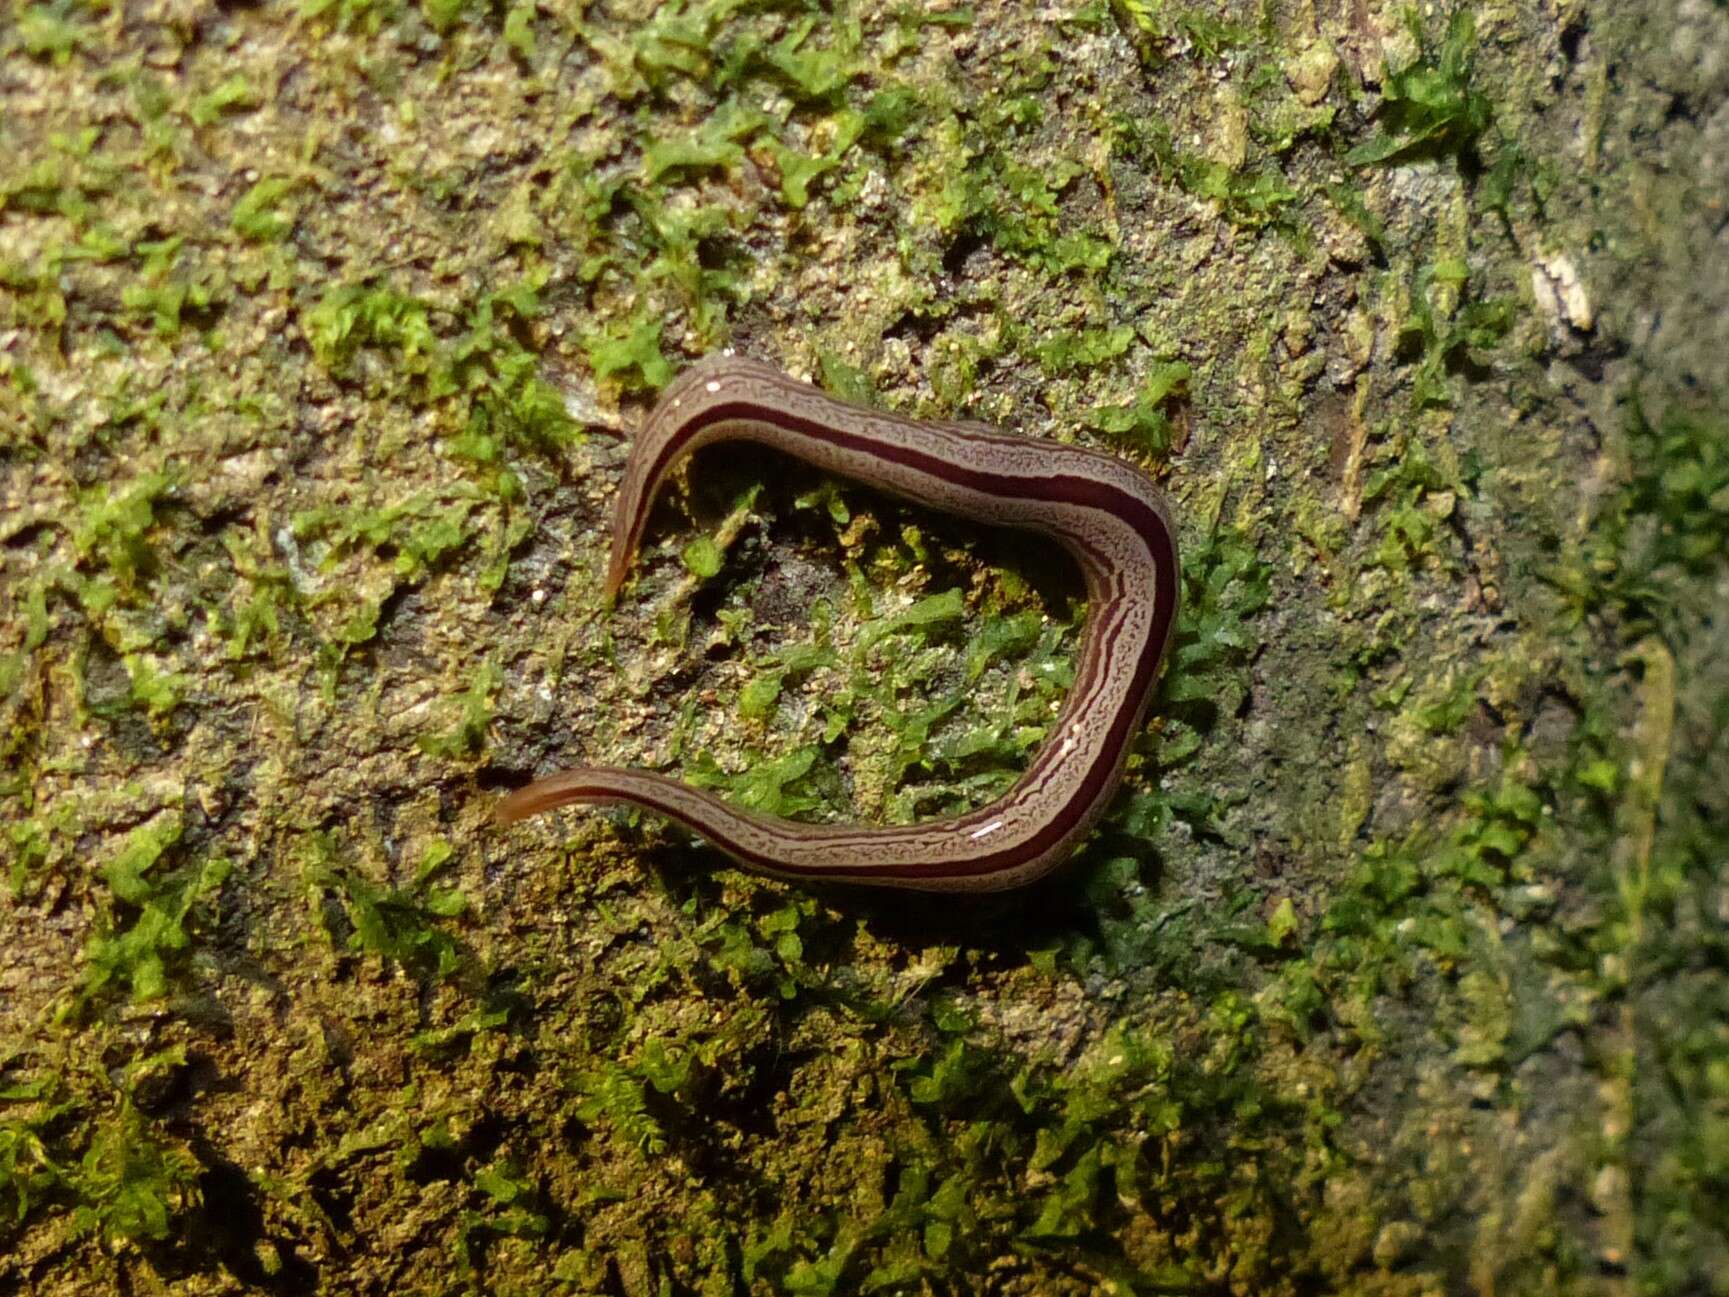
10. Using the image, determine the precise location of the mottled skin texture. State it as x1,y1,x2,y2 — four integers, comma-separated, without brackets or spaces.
497,356,1181,891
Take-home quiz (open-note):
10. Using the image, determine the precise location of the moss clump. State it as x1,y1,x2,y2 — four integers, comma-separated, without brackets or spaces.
1346,9,1492,167
301,835,472,982
67,1103,202,1245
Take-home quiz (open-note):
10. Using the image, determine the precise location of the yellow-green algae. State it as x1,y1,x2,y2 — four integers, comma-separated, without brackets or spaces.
2,0,1727,1293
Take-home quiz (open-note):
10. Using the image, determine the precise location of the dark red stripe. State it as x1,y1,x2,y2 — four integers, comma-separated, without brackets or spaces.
627,393,1180,880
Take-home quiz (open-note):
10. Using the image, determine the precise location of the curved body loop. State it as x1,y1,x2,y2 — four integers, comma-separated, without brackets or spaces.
497,356,1180,892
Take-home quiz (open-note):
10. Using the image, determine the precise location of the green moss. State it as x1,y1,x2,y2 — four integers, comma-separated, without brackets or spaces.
687,745,832,822
1346,9,1491,167
585,309,673,392
1361,434,1457,571
568,1062,666,1155
119,651,188,721
1031,324,1135,374
120,237,225,338
229,175,297,242
70,472,172,595
760,14,864,104
1407,664,1487,734
0,1102,62,1232
1112,0,1255,66
303,278,576,471
454,1158,550,1275
420,662,501,761
679,534,724,581
1598,404,1729,617
187,72,259,127
304,283,438,376
1123,116,1300,230
5,820,50,899
297,0,398,35
1563,399,1729,1289
81,817,231,1004
641,102,763,183
9,1,93,65
66,1103,200,1245
1179,154,1299,228
1162,526,1273,710
1393,257,1514,410
302,836,470,981
943,151,1115,275
766,110,865,210
1085,360,1191,455
417,0,462,34
294,494,479,582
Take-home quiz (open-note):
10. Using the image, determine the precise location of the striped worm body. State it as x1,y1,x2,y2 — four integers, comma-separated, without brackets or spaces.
497,356,1181,892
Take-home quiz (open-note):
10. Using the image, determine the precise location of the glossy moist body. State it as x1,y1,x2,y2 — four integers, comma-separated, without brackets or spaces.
498,357,1181,892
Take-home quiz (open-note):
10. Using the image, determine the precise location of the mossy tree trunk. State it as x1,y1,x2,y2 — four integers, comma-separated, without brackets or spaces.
2,1,1725,1293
